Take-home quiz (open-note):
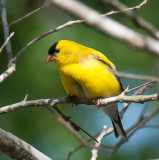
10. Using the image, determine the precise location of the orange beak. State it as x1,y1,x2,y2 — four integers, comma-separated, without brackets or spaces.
45,55,55,63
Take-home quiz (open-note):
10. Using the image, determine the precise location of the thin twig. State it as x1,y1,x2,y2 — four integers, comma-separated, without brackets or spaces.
24,94,28,101
101,0,148,17
138,80,158,120
127,76,159,93
0,63,16,83
91,125,107,160
125,0,148,10
145,124,159,128
0,0,13,61
0,32,14,54
120,74,158,118
120,84,149,119
8,5,45,27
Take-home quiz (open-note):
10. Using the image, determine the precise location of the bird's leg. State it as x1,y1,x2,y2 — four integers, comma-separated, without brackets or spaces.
66,94,78,107
66,94,78,101
54,105,71,121
53,105,81,131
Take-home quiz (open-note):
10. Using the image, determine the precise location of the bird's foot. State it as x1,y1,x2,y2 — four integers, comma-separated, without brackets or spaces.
66,94,78,107
95,98,102,109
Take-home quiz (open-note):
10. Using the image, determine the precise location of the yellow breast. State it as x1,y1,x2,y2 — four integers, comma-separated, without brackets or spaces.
59,57,121,99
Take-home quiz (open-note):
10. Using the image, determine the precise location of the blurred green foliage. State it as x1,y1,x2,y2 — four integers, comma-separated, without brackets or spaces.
0,0,159,159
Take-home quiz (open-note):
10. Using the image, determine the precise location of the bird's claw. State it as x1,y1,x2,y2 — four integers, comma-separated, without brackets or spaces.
96,98,102,109
66,94,78,107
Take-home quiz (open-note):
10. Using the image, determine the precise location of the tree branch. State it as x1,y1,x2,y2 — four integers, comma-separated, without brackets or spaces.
0,128,52,160
96,93,159,106
103,0,159,40
0,63,16,83
0,93,158,115
0,0,13,61
50,0,159,56
0,32,14,54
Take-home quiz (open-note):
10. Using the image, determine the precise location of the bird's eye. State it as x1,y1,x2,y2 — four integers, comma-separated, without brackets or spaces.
56,49,60,53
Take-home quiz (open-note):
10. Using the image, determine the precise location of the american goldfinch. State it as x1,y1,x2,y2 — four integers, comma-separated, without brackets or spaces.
46,40,126,138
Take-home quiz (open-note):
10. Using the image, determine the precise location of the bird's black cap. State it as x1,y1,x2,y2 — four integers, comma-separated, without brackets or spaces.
48,41,59,55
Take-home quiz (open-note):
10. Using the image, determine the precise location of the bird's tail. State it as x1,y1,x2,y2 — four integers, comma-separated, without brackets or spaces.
101,103,126,138
111,111,126,138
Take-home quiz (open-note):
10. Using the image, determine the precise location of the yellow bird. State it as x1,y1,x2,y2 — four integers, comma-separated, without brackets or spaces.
45,40,126,138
